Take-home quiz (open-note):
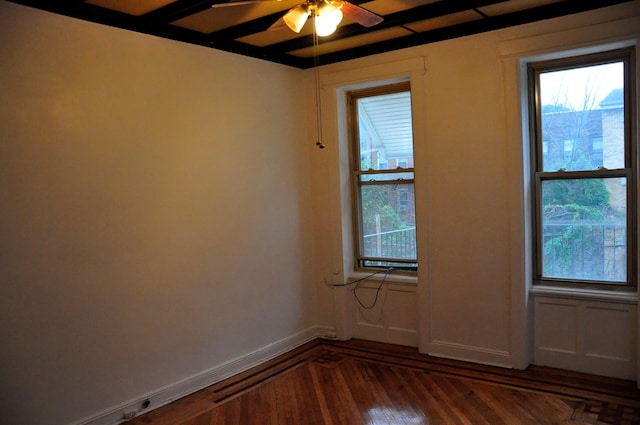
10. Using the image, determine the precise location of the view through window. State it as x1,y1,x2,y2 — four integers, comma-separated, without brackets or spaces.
348,82,417,270
529,48,635,286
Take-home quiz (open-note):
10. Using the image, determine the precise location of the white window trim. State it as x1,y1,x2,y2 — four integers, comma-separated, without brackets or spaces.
527,47,636,289
317,57,428,345
319,57,427,280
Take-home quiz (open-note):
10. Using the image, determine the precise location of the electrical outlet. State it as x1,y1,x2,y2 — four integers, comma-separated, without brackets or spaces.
122,411,136,420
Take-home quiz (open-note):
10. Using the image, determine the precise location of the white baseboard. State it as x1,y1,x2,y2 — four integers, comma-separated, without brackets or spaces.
353,322,418,347
317,325,338,340
428,340,513,368
70,326,319,425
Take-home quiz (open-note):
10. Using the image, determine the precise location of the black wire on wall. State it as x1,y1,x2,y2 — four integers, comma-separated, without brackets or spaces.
325,267,394,310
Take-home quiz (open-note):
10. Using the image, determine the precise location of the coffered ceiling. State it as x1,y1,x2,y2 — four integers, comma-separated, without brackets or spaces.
7,0,631,68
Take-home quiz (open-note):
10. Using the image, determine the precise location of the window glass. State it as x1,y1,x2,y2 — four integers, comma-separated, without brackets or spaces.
357,91,414,172
541,178,627,283
539,62,624,172
359,183,416,262
350,83,417,270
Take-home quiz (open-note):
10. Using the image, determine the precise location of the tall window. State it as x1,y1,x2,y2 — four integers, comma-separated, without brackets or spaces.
528,48,636,287
348,82,417,270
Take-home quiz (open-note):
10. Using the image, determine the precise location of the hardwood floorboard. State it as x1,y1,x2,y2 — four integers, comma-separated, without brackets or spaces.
126,339,640,425
313,359,364,425
401,371,462,424
322,340,640,407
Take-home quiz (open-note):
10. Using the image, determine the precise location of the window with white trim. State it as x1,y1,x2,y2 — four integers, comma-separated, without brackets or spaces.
347,82,417,270
528,48,636,287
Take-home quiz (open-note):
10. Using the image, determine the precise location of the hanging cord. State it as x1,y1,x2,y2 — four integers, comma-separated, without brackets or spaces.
325,267,394,314
313,14,325,149
353,269,389,310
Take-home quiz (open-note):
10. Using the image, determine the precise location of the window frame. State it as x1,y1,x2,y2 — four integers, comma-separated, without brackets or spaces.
527,47,637,289
347,81,418,272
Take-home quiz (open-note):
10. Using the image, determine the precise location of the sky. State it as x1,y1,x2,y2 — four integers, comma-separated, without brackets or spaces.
540,61,623,111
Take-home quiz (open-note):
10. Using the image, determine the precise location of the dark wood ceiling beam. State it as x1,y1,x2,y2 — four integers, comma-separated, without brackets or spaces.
139,0,216,26
207,11,290,40
221,0,634,67
259,0,506,55
7,0,634,71
205,0,376,40
139,24,214,48
312,0,633,68
5,0,302,68
7,0,145,32
7,0,84,10
146,0,375,32
6,1,215,52
369,0,505,28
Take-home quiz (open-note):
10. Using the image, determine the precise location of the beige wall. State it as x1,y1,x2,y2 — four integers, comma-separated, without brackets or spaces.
0,2,316,424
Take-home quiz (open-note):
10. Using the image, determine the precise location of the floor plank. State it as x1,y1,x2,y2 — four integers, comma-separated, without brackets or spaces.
126,339,640,425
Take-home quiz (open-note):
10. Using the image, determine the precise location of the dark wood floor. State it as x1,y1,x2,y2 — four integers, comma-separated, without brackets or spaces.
126,339,640,425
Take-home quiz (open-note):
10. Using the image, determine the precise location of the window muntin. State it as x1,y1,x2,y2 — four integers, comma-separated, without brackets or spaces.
529,48,635,287
349,82,417,270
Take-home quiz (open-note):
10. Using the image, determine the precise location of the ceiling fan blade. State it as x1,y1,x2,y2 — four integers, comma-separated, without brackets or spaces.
340,1,383,27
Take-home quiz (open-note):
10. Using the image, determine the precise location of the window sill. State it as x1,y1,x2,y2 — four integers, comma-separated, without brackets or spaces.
531,285,638,305
348,270,418,287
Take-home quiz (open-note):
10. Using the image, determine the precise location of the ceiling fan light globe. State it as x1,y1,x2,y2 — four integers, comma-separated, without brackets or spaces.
283,5,310,33
317,2,343,26
315,2,342,36
315,22,337,37
326,9,343,26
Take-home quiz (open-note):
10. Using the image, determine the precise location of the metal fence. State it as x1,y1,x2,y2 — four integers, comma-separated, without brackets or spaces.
362,227,417,260
542,221,626,282
362,222,627,281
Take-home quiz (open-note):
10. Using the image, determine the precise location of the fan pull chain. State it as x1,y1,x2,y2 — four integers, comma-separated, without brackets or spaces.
313,16,325,149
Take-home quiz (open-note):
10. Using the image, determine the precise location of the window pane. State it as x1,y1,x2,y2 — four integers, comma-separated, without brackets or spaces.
541,178,626,282
360,183,416,261
358,91,413,171
539,62,624,171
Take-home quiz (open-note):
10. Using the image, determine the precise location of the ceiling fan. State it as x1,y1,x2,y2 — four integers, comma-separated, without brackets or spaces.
212,0,383,150
212,0,384,37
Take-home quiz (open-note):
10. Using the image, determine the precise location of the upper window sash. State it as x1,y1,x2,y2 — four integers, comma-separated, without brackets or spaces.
529,48,634,173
